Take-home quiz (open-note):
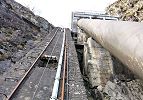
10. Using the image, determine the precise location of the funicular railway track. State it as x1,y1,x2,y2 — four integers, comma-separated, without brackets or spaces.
6,28,60,100
0,28,69,100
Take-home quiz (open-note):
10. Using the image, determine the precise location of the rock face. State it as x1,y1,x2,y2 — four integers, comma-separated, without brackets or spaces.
106,0,143,22
0,0,54,74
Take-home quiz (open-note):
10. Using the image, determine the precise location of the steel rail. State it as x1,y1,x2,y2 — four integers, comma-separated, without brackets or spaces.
61,38,67,100
66,41,69,100
6,28,59,100
31,28,62,100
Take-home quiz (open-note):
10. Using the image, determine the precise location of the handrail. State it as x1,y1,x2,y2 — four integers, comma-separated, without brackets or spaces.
50,28,66,100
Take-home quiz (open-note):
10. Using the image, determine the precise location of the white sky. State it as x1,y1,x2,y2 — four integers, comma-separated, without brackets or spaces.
15,0,117,28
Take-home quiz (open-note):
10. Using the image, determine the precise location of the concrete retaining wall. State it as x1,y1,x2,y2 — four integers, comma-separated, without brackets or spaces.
83,37,113,88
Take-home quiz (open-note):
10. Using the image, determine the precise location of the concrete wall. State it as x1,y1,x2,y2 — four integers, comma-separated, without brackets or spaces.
83,37,113,88
77,32,89,44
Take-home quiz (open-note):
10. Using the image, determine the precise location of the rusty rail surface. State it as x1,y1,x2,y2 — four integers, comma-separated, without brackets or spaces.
6,28,59,100
60,38,67,100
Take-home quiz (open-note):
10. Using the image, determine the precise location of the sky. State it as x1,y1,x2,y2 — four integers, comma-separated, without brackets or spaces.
15,0,117,28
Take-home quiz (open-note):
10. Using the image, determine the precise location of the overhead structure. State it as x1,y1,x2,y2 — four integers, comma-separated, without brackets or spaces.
77,19,143,80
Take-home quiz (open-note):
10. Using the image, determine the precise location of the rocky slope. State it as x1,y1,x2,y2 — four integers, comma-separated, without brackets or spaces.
106,0,143,22
0,0,54,75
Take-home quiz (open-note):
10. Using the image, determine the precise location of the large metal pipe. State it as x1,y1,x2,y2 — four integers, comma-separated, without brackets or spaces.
78,19,143,80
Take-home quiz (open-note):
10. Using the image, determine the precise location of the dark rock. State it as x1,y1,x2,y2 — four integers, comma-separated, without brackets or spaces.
0,60,11,74
11,50,25,63
25,40,35,49
0,49,5,55
0,0,54,75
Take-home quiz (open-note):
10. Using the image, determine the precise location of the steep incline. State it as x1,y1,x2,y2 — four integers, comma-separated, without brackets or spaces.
0,0,54,75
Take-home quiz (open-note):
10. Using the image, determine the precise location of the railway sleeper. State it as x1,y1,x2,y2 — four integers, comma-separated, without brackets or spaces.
4,77,20,82
41,55,58,63
14,68,27,72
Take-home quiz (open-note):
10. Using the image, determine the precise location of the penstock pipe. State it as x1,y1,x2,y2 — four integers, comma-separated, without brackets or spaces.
78,19,143,80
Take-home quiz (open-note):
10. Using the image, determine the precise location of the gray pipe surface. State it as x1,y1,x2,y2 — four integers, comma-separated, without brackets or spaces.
78,19,143,80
